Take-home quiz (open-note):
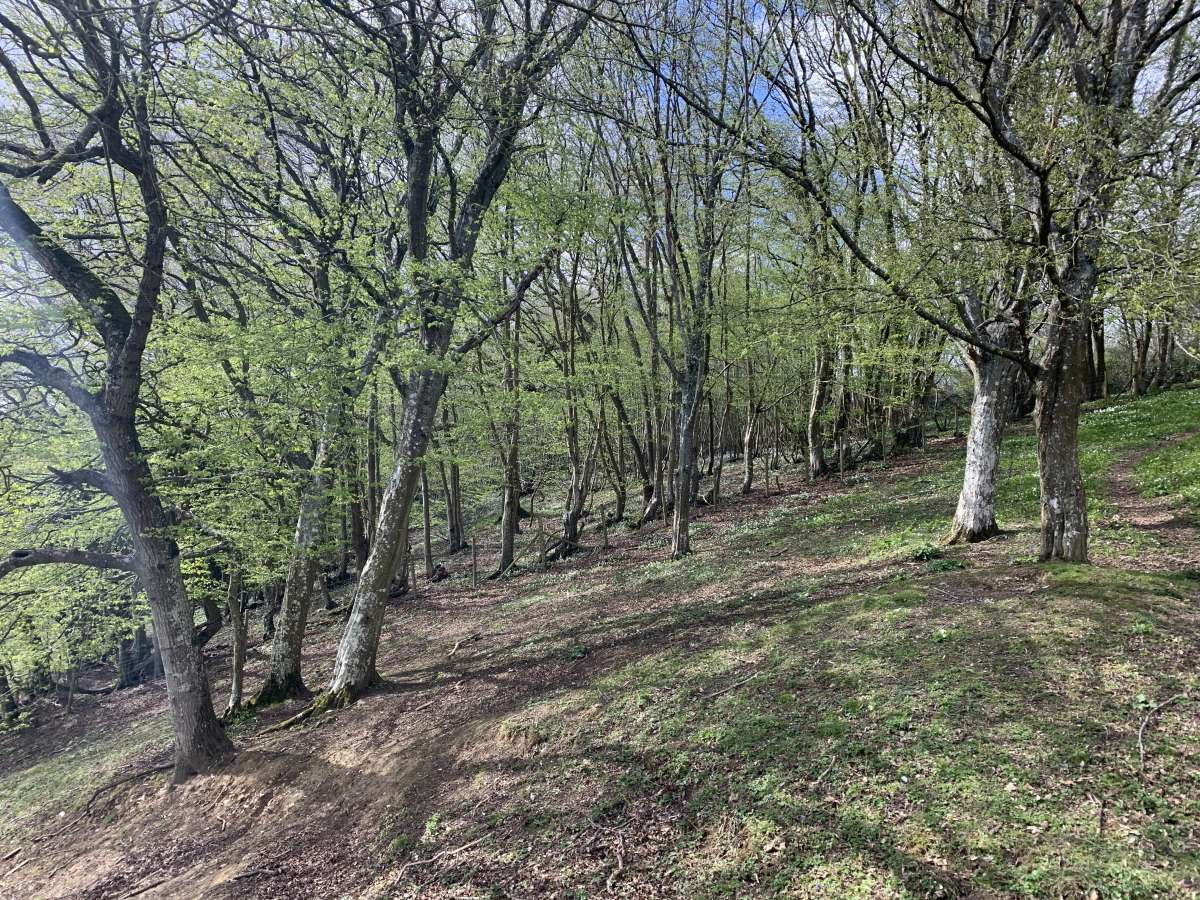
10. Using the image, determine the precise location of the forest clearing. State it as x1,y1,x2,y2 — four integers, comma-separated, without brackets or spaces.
2,0,1200,897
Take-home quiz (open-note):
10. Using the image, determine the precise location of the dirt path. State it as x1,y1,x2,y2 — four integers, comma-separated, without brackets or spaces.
1105,432,1200,571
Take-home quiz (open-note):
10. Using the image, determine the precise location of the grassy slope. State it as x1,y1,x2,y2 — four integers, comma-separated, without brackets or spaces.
377,388,1200,899
1,388,1198,899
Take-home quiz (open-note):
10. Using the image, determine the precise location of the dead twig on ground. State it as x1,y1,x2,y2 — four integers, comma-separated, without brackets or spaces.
1138,693,1191,776
704,671,758,700
119,876,168,898
393,835,487,883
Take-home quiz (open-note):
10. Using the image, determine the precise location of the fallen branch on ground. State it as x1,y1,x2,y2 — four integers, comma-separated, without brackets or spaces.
392,835,487,883
704,671,759,700
1138,692,1192,776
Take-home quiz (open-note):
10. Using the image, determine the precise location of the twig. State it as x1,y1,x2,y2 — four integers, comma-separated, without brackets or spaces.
606,832,626,892
1138,693,1190,776
120,877,168,898
2,858,29,881
0,847,18,863
232,868,268,881
812,757,837,786
704,671,758,700
393,835,487,883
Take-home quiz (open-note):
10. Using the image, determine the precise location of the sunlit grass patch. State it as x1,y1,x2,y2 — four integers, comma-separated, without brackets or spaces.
0,715,171,843
1137,432,1200,517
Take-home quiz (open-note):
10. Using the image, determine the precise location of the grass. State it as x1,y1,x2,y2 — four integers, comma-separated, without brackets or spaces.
1137,433,1200,518
470,563,1199,897
390,387,1200,897
0,714,170,844
6,388,1200,898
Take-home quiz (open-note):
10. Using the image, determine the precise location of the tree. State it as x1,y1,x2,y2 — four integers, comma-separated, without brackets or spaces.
0,1,231,778
314,0,595,708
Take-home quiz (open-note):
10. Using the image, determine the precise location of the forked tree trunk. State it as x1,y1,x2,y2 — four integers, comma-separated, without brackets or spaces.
948,348,1019,543
1035,303,1090,562
558,427,599,557
259,320,391,703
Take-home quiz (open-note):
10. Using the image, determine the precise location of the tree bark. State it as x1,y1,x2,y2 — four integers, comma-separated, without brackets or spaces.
101,417,232,779
322,370,447,704
224,571,246,721
807,346,831,479
947,347,1019,543
671,348,703,558
1035,301,1090,562
420,467,434,578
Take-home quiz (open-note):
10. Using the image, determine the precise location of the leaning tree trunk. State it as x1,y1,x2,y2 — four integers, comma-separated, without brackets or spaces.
558,426,600,558
1035,301,1090,562
103,421,231,780
947,347,1019,544
321,370,448,706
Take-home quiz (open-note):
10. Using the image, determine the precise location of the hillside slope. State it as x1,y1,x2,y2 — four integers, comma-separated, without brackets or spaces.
2,389,1199,899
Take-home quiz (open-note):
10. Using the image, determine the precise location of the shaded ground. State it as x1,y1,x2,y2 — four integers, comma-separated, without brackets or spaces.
2,388,1199,899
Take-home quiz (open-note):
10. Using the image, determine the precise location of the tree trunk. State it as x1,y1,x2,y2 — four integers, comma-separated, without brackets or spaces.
557,427,600,558
101,419,231,780
740,410,756,494
1150,323,1173,389
366,389,380,542
256,440,331,705
807,347,830,479
224,571,246,721
322,370,447,705
1088,306,1107,400
672,350,703,558
347,454,369,576
498,382,521,573
947,348,1019,543
0,666,14,724
1035,303,1089,562
420,467,434,579
438,408,467,555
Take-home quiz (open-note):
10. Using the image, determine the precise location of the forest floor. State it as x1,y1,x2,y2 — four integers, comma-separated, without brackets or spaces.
2,388,1200,900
